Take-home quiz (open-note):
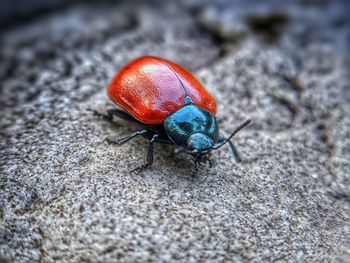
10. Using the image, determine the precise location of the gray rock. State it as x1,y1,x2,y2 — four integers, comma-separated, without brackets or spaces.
1,1,349,262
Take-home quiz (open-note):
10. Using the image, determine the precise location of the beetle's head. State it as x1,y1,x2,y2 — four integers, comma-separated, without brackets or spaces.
185,133,214,155
185,133,214,168
184,119,252,165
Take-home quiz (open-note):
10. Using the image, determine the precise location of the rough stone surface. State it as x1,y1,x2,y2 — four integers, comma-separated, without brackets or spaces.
1,1,350,262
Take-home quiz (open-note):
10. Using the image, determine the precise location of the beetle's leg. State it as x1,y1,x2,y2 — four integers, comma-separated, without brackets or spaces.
131,133,159,173
107,130,148,145
88,108,139,123
228,140,242,162
194,159,199,171
217,134,225,143
208,158,213,168
217,134,242,162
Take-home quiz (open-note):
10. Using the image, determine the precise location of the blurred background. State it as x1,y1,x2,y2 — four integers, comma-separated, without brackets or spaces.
0,0,349,117
1,0,349,106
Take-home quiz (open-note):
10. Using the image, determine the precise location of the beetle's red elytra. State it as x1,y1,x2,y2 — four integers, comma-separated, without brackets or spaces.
108,56,217,124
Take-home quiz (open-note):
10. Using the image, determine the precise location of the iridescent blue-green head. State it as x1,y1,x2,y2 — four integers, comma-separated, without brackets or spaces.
164,104,219,156
186,133,215,153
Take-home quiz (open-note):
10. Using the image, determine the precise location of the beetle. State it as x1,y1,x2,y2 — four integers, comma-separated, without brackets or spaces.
90,56,251,172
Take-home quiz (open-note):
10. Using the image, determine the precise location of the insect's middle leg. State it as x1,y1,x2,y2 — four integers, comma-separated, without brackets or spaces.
131,133,159,173
106,129,148,145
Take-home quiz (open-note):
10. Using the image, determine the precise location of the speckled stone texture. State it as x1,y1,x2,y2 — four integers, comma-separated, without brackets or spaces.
1,0,350,262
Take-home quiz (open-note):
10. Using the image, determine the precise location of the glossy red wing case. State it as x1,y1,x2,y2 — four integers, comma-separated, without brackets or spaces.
108,56,217,124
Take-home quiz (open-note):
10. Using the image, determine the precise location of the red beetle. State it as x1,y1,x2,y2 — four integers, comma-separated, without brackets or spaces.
90,56,250,172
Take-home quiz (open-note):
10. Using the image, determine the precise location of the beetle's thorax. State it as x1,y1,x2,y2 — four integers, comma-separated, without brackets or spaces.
163,105,219,150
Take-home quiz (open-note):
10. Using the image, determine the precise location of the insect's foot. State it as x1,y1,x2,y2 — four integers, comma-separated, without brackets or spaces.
88,108,112,122
87,108,102,117
105,138,121,145
130,164,149,174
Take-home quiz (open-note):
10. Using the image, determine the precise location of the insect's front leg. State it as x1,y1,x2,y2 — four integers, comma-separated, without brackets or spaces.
217,134,242,162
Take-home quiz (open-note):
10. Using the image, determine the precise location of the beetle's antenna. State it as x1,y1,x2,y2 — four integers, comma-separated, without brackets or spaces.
212,119,252,150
